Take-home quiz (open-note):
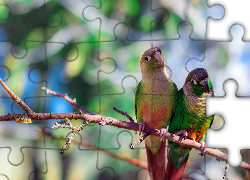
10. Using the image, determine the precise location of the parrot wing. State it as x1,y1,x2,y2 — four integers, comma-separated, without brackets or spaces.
168,88,186,134
134,80,142,122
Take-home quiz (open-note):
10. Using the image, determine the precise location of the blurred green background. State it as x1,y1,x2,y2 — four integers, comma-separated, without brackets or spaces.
0,0,249,179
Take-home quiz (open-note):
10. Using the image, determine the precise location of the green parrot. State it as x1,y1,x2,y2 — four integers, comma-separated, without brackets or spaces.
134,47,178,180
167,68,215,180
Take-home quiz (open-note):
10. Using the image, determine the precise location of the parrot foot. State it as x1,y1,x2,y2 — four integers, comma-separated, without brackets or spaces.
199,141,206,156
160,127,168,141
174,129,188,141
135,122,145,135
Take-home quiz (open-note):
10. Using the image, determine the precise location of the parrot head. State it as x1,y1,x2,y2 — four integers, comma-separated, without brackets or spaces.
184,68,214,97
140,47,165,73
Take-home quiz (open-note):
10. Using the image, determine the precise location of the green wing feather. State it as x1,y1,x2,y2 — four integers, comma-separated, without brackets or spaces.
168,88,186,134
168,88,191,168
134,80,142,122
171,82,178,116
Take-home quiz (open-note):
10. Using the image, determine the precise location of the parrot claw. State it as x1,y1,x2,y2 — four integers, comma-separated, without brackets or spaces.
160,127,168,141
135,122,145,136
199,141,206,156
174,129,188,141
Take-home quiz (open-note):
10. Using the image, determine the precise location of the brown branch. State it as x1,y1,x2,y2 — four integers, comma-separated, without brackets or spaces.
41,129,148,169
1,78,250,172
113,107,134,123
0,78,33,115
1,112,250,171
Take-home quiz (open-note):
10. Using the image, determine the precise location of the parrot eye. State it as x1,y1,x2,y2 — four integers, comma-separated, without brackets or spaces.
191,79,197,85
144,56,151,62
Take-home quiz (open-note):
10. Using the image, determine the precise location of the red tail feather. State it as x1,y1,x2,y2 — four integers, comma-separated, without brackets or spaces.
145,141,167,180
166,150,188,180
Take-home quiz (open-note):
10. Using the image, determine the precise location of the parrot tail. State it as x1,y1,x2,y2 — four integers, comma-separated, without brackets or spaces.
166,149,189,180
145,141,167,180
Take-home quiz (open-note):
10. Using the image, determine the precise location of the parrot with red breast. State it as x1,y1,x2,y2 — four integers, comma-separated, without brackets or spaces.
134,47,178,180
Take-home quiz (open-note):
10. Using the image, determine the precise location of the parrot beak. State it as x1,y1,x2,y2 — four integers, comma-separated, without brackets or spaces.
200,78,210,93
154,51,164,67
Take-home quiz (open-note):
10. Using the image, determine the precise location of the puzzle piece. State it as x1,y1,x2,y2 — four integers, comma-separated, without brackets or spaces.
0,124,48,179
162,21,206,88
0,65,10,82
206,79,250,167
207,0,250,40
98,34,144,96
98,76,137,149
0,43,51,116
82,0,169,41
3,0,63,59
83,0,224,41
92,130,143,179
160,0,224,39
0,78,49,179
41,126,110,180
186,24,250,96
185,151,208,180
0,41,11,82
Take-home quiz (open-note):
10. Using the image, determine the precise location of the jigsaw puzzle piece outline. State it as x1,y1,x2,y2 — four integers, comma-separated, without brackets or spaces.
78,128,148,179
186,24,250,96
159,0,224,40
161,21,207,88
0,65,10,82
0,3,58,116
82,0,170,42
97,76,139,150
0,125,48,180
48,124,117,180
206,79,250,167
96,130,136,180
2,1,63,60
0,42,53,179
207,0,250,40
185,152,208,180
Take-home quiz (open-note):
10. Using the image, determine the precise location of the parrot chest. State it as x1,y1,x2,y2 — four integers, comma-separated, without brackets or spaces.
140,101,169,129
137,80,174,129
135,77,176,154
187,123,210,142
184,96,213,142
140,101,170,155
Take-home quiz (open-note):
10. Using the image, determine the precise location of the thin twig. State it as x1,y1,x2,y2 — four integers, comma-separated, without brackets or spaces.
0,78,33,115
130,131,150,149
41,129,148,169
42,87,94,115
52,118,89,154
113,107,134,123
223,162,229,179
